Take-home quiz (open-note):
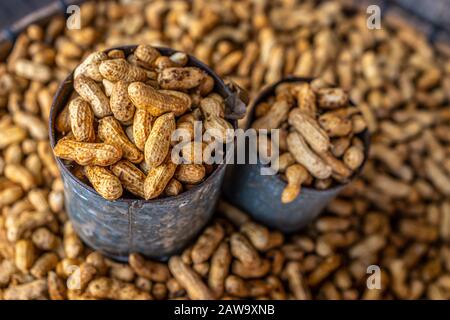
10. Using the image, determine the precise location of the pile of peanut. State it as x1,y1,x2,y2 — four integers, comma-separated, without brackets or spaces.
1,0,450,299
54,45,232,200
252,81,366,203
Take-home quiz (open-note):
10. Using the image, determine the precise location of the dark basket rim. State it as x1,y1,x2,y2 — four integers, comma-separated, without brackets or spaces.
49,45,242,204
245,76,371,195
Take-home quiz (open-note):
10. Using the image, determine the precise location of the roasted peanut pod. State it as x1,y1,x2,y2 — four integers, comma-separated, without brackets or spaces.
110,80,136,123
174,164,206,185
293,83,316,117
133,109,152,151
74,51,108,82
144,112,175,168
143,156,177,200
252,100,290,130
54,138,122,166
0,126,27,149
84,165,123,200
288,108,330,153
287,131,332,179
204,116,234,143
318,111,353,137
110,160,146,198
98,116,143,163
281,164,309,203
200,96,225,118
158,67,206,90
128,82,191,117
74,75,111,118
168,256,214,300
68,97,95,142
134,45,160,68
316,88,349,109
99,59,148,82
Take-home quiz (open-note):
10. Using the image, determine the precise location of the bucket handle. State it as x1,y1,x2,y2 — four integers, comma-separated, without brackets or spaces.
223,78,249,120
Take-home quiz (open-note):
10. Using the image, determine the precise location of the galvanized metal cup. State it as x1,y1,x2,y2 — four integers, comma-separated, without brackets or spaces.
49,45,246,261
223,76,370,233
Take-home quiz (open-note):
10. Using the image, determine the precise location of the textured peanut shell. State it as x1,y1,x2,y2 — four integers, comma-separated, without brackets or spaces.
110,160,146,198
159,90,192,115
164,178,183,196
13,111,48,140
252,100,290,130
331,137,351,158
54,138,122,166
294,83,317,117
134,45,160,68
133,109,152,151
4,164,36,191
55,104,71,134
74,51,108,82
66,262,97,291
175,164,206,184
287,131,332,179
128,82,191,117
204,116,234,143
316,88,349,109
230,233,261,267
143,156,177,200
154,56,179,71
320,151,352,180
231,259,271,279
14,59,52,83
107,49,126,59
0,126,27,149
110,81,136,123
289,108,330,153
318,112,353,137
158,67,205,90
30,252,59,278
144,113,175,168
68,97,95,142
7,210,54,242
198,75,215,96
87,277,150,300
3,279,47,300
277,152,295,173
181,141,207,163
84,165,123,200
129,253,170,282
208,242,232,298
168,256,214,300
15,240,35,273
191,224,225,264
98,116,143,163
169,52,188,66
240,222,284,252
99,59,147,82
0,184,23,207
281,163,309,203
171,122,193,149
47,271,67,300
343,146,365,171
200,97,225,118
102,79,114,97
74,75,111,118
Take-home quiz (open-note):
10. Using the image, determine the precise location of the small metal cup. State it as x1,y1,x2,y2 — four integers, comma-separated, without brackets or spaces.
223,77,370,233
49,45,246,261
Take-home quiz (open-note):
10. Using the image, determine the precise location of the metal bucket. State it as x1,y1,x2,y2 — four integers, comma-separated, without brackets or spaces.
223,77,370,233
49,45,246,261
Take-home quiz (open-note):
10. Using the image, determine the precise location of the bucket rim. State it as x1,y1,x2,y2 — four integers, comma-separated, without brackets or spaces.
49,45,242,204
246,76,371,195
